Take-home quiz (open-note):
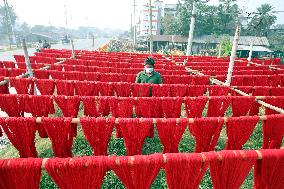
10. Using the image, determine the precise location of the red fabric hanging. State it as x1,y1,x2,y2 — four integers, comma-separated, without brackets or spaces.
54,96,80,117
152,84,171,97
41,117,74,157
171,84,188,97
193,76,210,85
184,97,208,118
231,96,255,116
270,87,284,96
0,158,42,189
33,70,49,79
243,76,255,86
254,149,284,189
49,70,65,80
207,96,231,117
81,118,115,155
82,96,99,117
114,82,132,97
0,94,24,117
187,85,207,97
268,75,281,86
231,86,253,96
97,82,114,96
165,153,209,189
156,118,187,153
0,76,9,94
56,80,75,96
188,117,224,153
45,156,107,189
1,117,37,157
35,79,55,95
132,83,151,97
9,77,32,94
225,116,259,150
262,114,284,149
96,96,110,116
161,97,183,118
208,86,230,96
74,81,96,96
207,150,258,189
109,154,163,189
119,118,153,155
3,61,15,68
254,76,269,86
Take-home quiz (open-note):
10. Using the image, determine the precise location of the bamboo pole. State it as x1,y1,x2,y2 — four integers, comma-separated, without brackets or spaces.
225,26,240,86
247,41,253,62
186,0,197,56
38,149,266,169
71,39,76,59
149,0,153,54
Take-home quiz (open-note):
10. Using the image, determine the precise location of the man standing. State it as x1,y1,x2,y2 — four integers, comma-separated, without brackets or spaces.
135,57,162,84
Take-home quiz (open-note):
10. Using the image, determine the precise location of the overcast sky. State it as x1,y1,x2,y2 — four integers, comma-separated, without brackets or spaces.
4,0,284,30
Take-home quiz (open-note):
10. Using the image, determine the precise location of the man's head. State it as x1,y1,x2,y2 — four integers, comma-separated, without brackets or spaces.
144,57,155,74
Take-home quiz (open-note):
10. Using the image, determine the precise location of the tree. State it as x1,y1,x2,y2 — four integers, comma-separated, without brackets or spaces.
161,14,179,35
268,24,284,51
0,3,17,45
246,4,277,36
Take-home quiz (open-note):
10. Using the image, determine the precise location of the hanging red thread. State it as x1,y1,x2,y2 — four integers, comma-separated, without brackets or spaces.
193,76,210,85
184,97,208,118
207,150,258,189
74,81,96,96
54,96,80,117
171,84,188,97
82,96,99,117
132,83,151,97
188,117,224,153
45,156,108,189
0,76,9,94
114,82,132,97
208,86,230,96
254,76,268,86
9,77,32,94
81,117,115,155
135,97,162,118
268,75,281,86
97,96,110,116
231,96,255,116
165,153,209,189
109,154,163,189
35,79,55,95
262,114,284,149
207,96,231,117
119,118,153,155
1,117,37,157
225,116,259,150
49,70,65,80
270,87,284,96
0,94,24,117
252,87,271,96
97,82,114,96
33,70,49,79
254,149,284,189
264,97,284,115
161,97,183,118
56,80,75,96
156,118,187,153
231,86,252,96
0,158,42,189
41,117,74,157
152,84,171,97
187,86,207,97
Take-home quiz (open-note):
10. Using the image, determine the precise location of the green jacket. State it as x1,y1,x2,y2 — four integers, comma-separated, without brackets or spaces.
135,71,162,84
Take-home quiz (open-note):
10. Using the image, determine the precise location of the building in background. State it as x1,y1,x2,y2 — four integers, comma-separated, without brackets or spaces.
164,3,178,17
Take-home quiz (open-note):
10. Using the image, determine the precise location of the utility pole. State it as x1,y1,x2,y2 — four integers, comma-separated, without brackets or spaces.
3,0,15,49
186,0,197,56
133,0,137,47
225,26,241,86
247,41,253,62
149,0,153,54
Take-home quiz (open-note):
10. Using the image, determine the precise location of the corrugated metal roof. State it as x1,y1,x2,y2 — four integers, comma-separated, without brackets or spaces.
237,45,273,52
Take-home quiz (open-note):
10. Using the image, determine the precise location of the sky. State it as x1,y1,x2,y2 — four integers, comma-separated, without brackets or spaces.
3,0,284,30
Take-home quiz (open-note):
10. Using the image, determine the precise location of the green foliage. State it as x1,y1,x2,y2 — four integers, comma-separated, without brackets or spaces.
246,4,277,36
0,4,17,35
219,37,232,57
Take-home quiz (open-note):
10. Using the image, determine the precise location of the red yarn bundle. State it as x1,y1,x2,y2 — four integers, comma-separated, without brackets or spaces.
156,118,187,153
45,156,108,189
35,79,55,95
80,117,115,155
184,97,208,118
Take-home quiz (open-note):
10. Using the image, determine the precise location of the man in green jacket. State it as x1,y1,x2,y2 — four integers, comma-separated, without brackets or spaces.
135,57,162,84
